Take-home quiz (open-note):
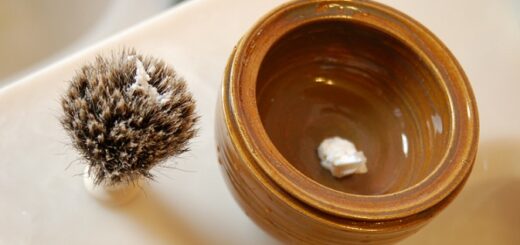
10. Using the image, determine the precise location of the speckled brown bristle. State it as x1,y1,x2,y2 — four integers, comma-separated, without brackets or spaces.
61,49,198,186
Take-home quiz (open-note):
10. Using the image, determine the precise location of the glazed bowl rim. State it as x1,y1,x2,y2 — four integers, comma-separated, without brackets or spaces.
227,0,479,220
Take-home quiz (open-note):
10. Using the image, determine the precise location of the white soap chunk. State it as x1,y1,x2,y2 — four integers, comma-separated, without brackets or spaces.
317,137,368,178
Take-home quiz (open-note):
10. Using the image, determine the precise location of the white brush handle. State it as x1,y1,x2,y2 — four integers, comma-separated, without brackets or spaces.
83,166,141,205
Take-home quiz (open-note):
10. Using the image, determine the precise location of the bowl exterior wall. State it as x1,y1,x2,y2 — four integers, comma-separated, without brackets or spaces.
215,51,446,244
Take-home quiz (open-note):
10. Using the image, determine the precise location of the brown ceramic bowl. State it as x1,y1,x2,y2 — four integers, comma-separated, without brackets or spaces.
216,0,479,243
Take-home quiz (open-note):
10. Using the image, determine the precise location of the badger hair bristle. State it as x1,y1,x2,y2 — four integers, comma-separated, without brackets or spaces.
61,48,198,186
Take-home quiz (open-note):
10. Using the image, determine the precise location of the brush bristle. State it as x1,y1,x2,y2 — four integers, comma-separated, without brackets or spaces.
61,49,198,186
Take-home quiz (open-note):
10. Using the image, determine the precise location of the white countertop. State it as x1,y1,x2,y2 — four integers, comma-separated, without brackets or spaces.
0,0,518,244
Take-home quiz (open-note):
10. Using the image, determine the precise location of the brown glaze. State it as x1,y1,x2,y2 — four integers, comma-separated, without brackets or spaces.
257,20,451,195
216,0,479,244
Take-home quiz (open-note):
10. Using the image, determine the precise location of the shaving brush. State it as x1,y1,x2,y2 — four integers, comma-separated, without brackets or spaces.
61,49,198,204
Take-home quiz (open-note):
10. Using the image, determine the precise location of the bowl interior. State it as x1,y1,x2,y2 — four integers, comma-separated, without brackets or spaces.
256,20,452,195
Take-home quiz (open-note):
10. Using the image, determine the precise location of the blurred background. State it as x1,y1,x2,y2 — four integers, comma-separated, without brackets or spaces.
0,0,187,87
